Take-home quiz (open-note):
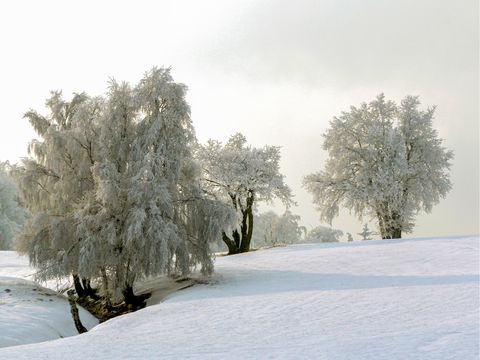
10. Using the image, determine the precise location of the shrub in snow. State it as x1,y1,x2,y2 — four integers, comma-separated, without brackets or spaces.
304,94,453,239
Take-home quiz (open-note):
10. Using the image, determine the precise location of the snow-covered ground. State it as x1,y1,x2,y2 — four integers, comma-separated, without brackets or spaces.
0,236,478,359
0,252,98,348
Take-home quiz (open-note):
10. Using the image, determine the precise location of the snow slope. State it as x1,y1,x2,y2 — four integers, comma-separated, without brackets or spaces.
0,252,98,348
0,236,478,359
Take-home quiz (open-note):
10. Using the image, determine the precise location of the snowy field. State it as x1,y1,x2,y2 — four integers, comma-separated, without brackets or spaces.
0,252,98,348
0,236,478,359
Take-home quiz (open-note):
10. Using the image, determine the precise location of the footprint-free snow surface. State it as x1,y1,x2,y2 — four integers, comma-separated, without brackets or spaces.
0,253,98,348
0,236,478,359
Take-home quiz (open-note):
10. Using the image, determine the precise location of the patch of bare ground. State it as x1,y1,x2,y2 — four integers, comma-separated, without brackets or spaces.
75,276,200,324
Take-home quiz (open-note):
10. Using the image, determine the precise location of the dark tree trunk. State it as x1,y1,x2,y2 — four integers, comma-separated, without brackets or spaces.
122,284,150,309
222,190,256,255
222,232,240,254
222,213,253,254
73,274,99,299
223,206,254,254
123,284,136,306
67,290,88,334
392,228,402,239
232,229,241,248
240,206,254,253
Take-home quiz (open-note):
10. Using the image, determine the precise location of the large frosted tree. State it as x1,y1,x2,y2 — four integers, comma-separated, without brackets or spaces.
13,68,234,306
304,94,453,239
75,70,234,303
198,133,293,254
0,163,27,250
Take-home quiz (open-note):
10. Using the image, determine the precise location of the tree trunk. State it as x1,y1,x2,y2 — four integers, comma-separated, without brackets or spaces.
122,284,136,306
376,212,402,239
223,190,255,255
67,290,88,334
377,213,387,239
222,232,240,254
224,208,253,254
390,211,402,239
73,274,99,299
122,284,150,308
391,227,402,239
73,274,84,296
240,206,253,253
232,229,241,248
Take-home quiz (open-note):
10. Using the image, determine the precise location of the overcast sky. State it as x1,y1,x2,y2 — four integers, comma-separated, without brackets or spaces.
0,0,478,238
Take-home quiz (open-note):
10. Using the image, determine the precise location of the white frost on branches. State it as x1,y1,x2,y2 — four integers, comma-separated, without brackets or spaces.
304,94,453,239
198,133,293,253
12,68,234,303
252,210,305,247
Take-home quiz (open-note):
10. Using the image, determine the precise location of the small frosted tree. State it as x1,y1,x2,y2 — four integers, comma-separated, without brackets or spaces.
198,133,293,254
275,210,305,245
252,211,279,247
304,94,453,239
305,226,343,243
0,163,27,250
253,210,305,247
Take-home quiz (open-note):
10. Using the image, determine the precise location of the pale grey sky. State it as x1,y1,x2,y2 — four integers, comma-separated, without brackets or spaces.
0,0,478,238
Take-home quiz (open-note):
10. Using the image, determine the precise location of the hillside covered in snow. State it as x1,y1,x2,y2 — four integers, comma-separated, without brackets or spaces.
0,236,478,359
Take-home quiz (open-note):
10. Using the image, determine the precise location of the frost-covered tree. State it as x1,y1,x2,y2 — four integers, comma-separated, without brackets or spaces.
252,210,305,247
0,163,27,250
198,133,293,254
75,70,234,303
346,233,353,242
13,68,234,306
11,91,100,297
305,225,343,243
304,94,453,239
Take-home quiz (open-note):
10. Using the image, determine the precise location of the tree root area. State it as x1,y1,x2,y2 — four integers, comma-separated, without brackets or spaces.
77,293,151,323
